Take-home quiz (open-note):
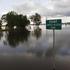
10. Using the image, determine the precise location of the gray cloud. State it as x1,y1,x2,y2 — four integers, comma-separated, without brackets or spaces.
49,0,70,16
13,1,46,15
13,0,70,17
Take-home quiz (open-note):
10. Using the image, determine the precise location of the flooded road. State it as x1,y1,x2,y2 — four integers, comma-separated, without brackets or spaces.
0,25,70,70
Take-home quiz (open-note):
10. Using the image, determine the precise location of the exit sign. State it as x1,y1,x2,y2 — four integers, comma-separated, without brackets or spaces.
46,19,62,30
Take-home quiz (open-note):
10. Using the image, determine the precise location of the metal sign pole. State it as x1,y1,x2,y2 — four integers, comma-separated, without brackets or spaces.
53,28,55,70
46,19,62,70
53,28,55,49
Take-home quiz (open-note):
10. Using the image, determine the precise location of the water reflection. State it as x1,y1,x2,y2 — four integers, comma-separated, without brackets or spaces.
0,32,3,40
6,29,30,47
36,52,43,57
1,25,70,57
33,27,42,39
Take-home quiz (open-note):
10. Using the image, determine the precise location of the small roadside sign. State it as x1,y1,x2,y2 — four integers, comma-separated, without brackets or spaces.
46,19,62,70
46,19,62,30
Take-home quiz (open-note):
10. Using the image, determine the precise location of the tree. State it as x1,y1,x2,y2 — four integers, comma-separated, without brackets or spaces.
1,11,30,30
0,20,2,29
1,11,18,29
30,13,41,26
16,15,30,29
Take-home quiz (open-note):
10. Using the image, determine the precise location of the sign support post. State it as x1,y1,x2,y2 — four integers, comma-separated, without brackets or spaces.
53,28,55,50
53,28,55,70
46,19,62,70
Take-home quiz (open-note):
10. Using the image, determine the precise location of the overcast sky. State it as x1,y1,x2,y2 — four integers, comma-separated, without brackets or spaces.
0,0,70,22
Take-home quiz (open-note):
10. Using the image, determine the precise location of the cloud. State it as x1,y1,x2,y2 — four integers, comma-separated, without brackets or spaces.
13,1,45,16
13,0,70,17
13,1,55,18
0,0,69,18
48,0,70,16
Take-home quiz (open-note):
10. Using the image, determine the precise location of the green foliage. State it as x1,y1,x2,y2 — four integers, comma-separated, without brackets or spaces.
16,15,30,29
30,13,41,26
0,20,2,29
1,11,30,29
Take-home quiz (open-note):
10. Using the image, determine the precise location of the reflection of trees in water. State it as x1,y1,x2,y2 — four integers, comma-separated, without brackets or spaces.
6,29,30,47
35,51,43,57
0,32,3,40
33,27,42,39
27,47,55,57
45,48,54,57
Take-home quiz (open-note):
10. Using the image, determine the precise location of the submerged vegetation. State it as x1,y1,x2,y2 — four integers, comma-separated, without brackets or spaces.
0,11,41,30
1,11,30,30
0,11,42,47
30,13,41,26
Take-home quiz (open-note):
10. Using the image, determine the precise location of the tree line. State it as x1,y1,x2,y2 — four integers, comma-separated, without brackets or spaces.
0,11,41,30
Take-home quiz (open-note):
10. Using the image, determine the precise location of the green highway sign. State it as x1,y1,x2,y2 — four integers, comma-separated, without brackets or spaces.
46,19,62,30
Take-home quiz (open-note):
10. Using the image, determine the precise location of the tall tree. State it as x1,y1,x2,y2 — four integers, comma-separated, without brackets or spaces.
16,15,30,29
30,13,41,26
1,11,18,29
1,11,30,30
0,20,2,29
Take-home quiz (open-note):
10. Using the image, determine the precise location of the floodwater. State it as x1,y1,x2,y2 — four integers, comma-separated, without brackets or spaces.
0,25,70,70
